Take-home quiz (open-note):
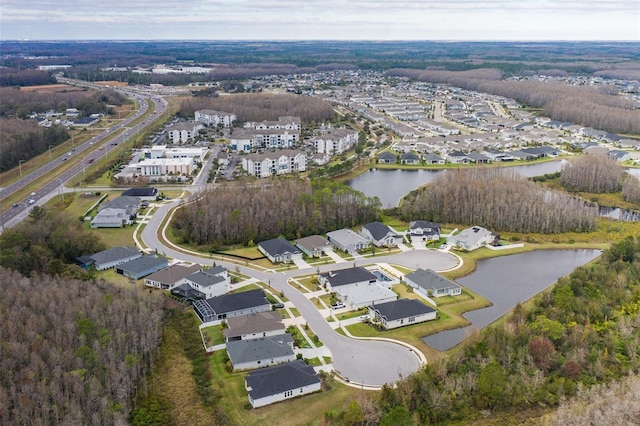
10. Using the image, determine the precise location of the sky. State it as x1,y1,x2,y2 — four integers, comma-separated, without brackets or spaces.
1,0,639,41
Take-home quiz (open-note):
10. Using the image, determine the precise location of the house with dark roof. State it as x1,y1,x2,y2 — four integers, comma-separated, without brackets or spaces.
400,152,420,165
409,220,440,242
258,238,302,264
181,266,230,299
404,268,462,298
319,266,397,309
377,151,397,164
90,196,141,228
80,246,142,271
608,150,631,162
423,153,445,165
245,360,321,408
326,229,370,254
446,151,469,164
144,263,202,290
359,221,402,247
226,334,295,371
121,187,158,200
295,235,332,258
447,226,496,251
369,299,437,330
319,267,377,291
116,255,169,279
224,311,286,343
467,151,491,164
193,289,271,325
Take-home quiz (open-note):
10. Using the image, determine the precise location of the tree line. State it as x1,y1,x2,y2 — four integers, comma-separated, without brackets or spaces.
172,178,381,248
386,68,640,135
329,236,640,424
0,267,163,425
560,154,623,193
179,93,335,124
400,167,597,234
0,68,56,86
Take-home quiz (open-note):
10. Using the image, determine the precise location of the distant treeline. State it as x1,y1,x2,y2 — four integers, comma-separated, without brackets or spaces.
560,155,623,193
400,167,597,234
0,68,55,86
386,68,640,135
179,93,335,124
172,178,380,248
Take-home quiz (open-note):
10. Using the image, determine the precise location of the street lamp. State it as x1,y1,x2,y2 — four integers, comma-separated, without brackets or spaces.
18,160,25,176
48,145,53,160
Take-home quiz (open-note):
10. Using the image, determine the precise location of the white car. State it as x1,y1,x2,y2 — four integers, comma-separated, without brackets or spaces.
28,199,35,204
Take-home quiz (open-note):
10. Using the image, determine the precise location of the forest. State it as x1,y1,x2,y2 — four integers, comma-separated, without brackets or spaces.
325,237,640,424
0,119,69,173
400,168,597,234
0,268,164,425
386,68,640,135
560,154,623,193
179,93,335,124
172,178,381,248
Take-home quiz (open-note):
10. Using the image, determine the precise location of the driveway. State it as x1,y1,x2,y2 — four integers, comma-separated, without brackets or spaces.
141,201,459,386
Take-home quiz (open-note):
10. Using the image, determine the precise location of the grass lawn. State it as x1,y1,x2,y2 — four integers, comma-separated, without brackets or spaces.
201,325,224,347
85,223,137,247
289,307,301,317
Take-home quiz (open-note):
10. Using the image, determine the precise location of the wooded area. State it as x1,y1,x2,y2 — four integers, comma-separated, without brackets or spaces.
0,268,163,424
0,118,69,172
179,93,335,124
560,155,623,193
172,178,381,247
386,68,640,135
328,237,640,424
400,167,597,234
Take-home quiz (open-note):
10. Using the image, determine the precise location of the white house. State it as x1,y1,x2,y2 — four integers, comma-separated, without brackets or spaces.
245,360,321,408
226,334,295,371
180,266,230,299
447,226,496,251
195,109,236,127
359,222,402,247
193,289,271,325
369,299,437,330
409,220,440,241
144,263,202,290
224,311,286,343
404,268,462,298
319,267,397,309
258,238,303,264
326,229,370,254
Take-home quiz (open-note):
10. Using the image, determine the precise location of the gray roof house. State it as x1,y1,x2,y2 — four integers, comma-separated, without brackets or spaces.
369,299,437,330
121,187,158,200
295,235,332,258
90,196,141,228
404,268,462,298
400,152,420,165
226,334,295,371
224,311,286,343
447,226,496,251
447,151,469,164
359,221,402,247
258,238,302,264
409,220,440,241
182,266,230,299
467,151,491,164
319,267,377,290
116,255,169,279
423,153,445,164
245,360,321,408
609,150,631,162
326,229,370,254
193,289,271,325
319,267,396,309
378,151,397,164
83,246,142,271
144,263,202,290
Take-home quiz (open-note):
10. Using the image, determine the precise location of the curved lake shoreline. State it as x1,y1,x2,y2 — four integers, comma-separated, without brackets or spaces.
422,248,601,351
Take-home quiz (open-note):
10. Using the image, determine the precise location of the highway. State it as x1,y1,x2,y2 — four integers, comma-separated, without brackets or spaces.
0,80,168,232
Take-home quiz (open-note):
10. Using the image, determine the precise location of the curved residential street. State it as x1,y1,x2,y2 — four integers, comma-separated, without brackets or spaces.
141,199,459,387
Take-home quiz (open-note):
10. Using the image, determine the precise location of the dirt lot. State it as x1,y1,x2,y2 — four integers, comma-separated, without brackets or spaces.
20,84,86,93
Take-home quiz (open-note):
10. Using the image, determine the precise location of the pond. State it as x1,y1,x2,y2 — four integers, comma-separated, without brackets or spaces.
421,249,601,351
345,160,566,208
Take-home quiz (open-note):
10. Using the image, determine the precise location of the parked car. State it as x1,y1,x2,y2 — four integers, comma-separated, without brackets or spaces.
331,302,346,310
272,303,285,309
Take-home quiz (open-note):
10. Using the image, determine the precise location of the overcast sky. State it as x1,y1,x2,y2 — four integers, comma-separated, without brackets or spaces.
2,0,639,41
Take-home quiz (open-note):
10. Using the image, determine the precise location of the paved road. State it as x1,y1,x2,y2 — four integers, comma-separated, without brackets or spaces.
141,200,458,386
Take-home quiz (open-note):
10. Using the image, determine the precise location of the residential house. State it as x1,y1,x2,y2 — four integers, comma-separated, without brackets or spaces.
194,109,236,127
400,152,420,165
377,152,397,164
245,360,321,408
116,255,169,279
181,266,230,299
258,238,303,264
423,153,445,165
295,235,332,258
226,334,295,371
79,246,142,271
359,221,402,247
144,263,202,290
467,151,491,164
326,229,370,254
447,151,469,164
447,226,496,251
121,187,158,200
369,299,437,329
319,266,397,309
224,311,286,343
193,289,271,324
404,268,462,297
409,220,440,241
90,195,141,228
609,150,631,162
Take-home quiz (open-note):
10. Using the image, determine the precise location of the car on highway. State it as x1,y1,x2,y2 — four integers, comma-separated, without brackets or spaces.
88,158,94,163
28,199,35,204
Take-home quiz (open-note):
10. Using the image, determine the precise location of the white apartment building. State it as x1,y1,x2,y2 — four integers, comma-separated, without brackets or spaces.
167,122,203,144
313,128,359,155
147,145,207,162
244,116,301,131
195,109,237,127
136,158,195,177
241,150,307,178
230,129,299,153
